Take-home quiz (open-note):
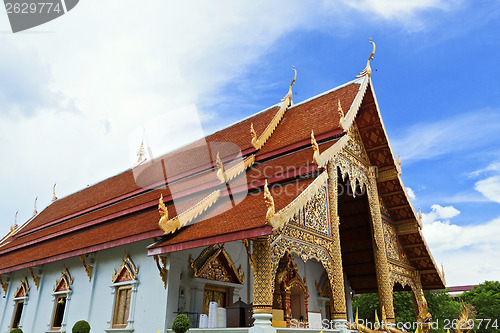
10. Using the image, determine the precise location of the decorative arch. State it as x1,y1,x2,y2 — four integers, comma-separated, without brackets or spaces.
53,267,73,292
112,253,138,283
189,244,244,284
14,277,29,298
273,252,309,325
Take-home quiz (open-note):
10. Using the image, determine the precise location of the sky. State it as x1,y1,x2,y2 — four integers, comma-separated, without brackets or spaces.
0,0,499,287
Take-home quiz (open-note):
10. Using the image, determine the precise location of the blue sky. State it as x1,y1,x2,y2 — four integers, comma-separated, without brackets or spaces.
0,0,499,286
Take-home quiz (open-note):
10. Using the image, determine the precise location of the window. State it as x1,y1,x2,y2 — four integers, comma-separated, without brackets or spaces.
51,295,67,330
112,285,132,328
11,300,24,329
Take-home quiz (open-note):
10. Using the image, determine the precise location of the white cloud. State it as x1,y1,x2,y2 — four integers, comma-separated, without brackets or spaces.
475,175,500,204
421,205,500,285
406,187,416,201
392,111,500,163
338,0,456,20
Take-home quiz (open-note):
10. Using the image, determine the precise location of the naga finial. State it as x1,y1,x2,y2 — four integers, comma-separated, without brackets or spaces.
33,197,38,216
158,194,168,220
215,152,227,183
10,211,18,236
250,123,257,146
338,100,345,130
418,207,422,220
263,180,276,223
282,66,297,106
356,38,376,78
52,183,58,202
311,130,320,165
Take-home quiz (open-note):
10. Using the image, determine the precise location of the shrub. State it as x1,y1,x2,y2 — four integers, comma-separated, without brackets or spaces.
172,314,190,333
10,329,23,333
72,320,91,333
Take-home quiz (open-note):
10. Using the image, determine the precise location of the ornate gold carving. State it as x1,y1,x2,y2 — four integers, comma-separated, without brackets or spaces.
379,196,390,216
0,275,9,295
190,244,244,284
356,38,375,78
367,166,394,322
303,186,328,234
28,267,41,290
377,169,398,183
153,255,168,289
383,222,399,261
345,123,371,166
14,277,29,298
338,100,345,131
454,302,473,333
311,130,349,167
251,67,295,150
264,171,329,230
79,254,94,282
216,152,255,184
112,253,139,283
52,183,58,201
397,221,419,235
53,267,73,292
158,190,221,235
251,237,273,313
274,253,309,324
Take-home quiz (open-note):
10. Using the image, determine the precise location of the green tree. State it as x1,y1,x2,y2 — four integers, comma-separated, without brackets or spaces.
424,289,461,333
460,281,500,333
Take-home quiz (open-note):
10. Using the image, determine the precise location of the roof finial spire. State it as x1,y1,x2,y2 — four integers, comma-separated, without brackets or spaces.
282,66,297,106
52,183,58,202
33,197,38,216
10,211,18,236
356,38,376,78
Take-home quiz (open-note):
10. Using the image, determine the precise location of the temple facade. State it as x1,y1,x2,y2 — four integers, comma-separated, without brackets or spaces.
0,45,445,333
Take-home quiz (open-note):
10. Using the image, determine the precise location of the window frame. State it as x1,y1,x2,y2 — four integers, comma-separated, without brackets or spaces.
106,280,138,333
11,297,27,330
49,291,72,332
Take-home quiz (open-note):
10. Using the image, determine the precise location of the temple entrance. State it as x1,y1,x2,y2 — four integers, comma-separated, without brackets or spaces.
272,253,309,327
202,285,229,315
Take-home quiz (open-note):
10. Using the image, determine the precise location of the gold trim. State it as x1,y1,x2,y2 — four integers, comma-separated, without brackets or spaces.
264,171,329,230
377,169,398,182
53,267,73,292
339,75,370,132
79,254,94,282
190,244,244,284
0,275,8,295
356,38,375,78
216,153,255,184
14,277,29,298
311,131,349,167
251,67,296,150
397,221,419,235
338,100,345,131
28,267,41,291
153,255,168,289
112,253,139,283
158,190,221,235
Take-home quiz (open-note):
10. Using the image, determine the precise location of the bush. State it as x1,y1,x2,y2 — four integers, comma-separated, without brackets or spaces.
72,320,91,333
172,314,190,333
10,329,23,333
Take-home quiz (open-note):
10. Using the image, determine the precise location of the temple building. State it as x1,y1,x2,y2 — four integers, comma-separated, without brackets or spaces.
0,43,445,333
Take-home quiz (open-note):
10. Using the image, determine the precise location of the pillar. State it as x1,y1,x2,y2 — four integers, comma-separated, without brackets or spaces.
367,166,395,323
250,237,275,332
327,162,348,321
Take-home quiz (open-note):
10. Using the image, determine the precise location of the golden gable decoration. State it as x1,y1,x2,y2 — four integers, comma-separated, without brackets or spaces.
28,267,41,290
14,277,29,298
250,67,296,150
0,275,8,295
112,253,139,283
53,267,73,292
189,244,244,284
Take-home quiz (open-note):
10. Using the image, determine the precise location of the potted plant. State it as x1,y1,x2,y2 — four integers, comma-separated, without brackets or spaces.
10,329,23,333
72,320,91,333
172,314,190,333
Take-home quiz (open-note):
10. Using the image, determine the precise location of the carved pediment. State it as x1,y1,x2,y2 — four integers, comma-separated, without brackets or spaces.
112,253,139,283
14,277,29,298
53,267,73,292
190,244,244,284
